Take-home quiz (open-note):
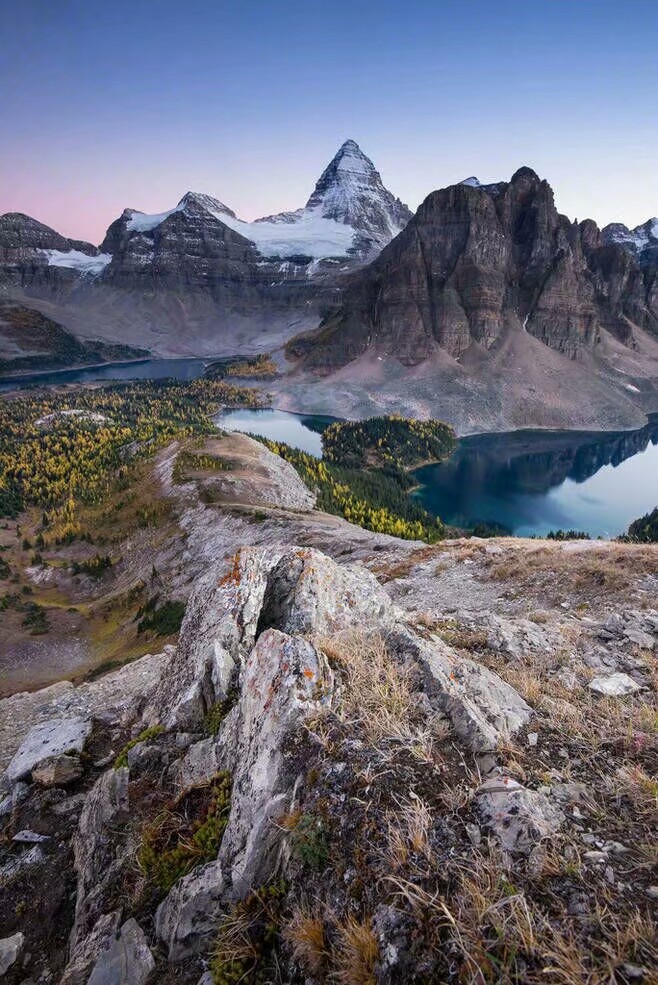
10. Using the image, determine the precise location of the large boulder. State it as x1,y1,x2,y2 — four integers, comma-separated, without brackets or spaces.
4,716,92,786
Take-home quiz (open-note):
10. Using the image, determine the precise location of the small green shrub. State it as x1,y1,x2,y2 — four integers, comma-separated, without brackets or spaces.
114,725,165,769
137,598,186,636
211,881,287,985
290,813,329,870
138,771,232,892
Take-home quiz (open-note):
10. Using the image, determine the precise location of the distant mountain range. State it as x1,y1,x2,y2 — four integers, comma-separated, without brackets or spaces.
0,141,657,431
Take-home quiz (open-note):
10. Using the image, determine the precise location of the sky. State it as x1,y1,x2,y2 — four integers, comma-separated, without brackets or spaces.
1,0,657,244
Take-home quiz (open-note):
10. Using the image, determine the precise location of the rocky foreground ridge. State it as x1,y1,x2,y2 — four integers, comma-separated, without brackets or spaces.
0,434,656,984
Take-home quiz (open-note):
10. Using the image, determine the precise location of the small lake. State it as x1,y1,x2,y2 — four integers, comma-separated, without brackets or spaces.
0,356,217,392
217,409,658,539
218,408,337,457
413,421,658,538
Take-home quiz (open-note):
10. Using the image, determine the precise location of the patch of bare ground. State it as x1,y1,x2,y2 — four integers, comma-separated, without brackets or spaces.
481,540,658,608
274,630,658,984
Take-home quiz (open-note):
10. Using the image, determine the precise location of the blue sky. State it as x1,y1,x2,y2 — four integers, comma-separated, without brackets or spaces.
1,0,656,241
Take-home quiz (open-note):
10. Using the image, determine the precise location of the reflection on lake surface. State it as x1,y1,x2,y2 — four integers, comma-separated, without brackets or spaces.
413,419,658,537
0,357,215,392
218,408,336,457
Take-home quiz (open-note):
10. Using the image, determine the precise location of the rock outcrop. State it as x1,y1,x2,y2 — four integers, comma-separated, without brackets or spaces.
289,167,658,372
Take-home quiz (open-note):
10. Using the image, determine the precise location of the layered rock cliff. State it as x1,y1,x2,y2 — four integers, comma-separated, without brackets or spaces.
289,167,658,371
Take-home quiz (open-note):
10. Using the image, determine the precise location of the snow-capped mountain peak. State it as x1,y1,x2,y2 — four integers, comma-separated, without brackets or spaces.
100,141,411,263
601,216,658,263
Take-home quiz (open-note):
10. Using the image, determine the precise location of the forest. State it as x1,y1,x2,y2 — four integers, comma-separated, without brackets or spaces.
322,415,456,469
0,379,264,536
260,439,446,542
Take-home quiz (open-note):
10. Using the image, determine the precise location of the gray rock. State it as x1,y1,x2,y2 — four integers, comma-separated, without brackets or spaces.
4,717,92,786
59,911,122,985
87,919,155,985
31,753,83,788
0,932,24,975
156,629,334,960
400,631,532,751
70,768,129,950
476,777,564,853
12,829,50,843
588,672,641,696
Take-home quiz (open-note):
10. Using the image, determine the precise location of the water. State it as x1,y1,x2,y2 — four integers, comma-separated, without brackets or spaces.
413,420,658,538
0,356,215,392
218,407,336,456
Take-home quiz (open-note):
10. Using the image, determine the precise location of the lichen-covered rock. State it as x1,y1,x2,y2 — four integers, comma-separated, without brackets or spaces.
70,768,130,950
4,716,92,786
257,546,400,636
397,631,532,751
156,629,333,960
476,776,564,854
87,918,155,985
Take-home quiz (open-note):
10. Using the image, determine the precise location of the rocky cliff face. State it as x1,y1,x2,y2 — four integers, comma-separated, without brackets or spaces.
289,167,658,372
0,214,106,291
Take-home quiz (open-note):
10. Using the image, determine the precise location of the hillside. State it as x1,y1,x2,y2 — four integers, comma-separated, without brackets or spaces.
0,419,656,984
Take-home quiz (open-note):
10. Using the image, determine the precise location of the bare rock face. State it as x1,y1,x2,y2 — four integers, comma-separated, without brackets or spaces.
4,716,92,787
31,753,83,788
156,629,334,960
86,918,155,985
70,768,130,950
290,167,658,372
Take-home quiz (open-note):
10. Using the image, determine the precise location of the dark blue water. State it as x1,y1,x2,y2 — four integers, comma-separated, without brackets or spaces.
412,421,658,538
0,357,213,392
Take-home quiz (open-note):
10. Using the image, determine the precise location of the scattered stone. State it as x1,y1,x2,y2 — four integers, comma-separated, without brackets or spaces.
527,732,538,747
12,830,50,843
87,919,155,985
588,672,641,696
0,932,24,976
583,850,607,864
646,885,658,900
31,753,84,787
4,717,92,786
476,777,564,854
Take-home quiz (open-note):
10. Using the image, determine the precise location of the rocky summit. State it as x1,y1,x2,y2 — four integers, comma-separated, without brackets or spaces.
0,432,656,984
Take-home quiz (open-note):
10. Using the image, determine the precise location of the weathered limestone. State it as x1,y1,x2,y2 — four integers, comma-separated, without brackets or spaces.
588,672,641,696
86,919,155,985
4,717,92,786
476,777,564,854
70,768,130,950
156,629,333,960
31,753,84,787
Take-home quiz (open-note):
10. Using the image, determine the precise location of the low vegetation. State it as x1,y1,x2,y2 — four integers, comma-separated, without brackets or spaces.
138,771,232,892
260,439,446,541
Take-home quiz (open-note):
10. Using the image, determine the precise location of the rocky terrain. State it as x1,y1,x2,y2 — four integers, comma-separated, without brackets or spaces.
281,167,658,430
1,433,656,984
0,141,410,359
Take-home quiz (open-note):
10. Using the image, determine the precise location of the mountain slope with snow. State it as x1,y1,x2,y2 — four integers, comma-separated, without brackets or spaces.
100,140,412,263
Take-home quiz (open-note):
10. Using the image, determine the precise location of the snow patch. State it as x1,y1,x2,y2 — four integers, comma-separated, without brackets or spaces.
125,205,184,233
42,250,111,275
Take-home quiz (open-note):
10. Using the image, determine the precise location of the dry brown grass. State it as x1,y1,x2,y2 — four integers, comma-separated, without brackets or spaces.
382,794,434,873
331,915,379,985
318,631,448,760
283,903,328,976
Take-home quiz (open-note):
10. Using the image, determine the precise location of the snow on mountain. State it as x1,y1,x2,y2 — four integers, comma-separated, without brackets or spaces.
602,217,658,259
42,249,112,275
107,140,412,262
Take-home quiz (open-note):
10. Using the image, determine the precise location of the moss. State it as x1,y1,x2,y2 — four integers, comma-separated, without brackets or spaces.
290,813,330,871
204,687,239,737
113,725,165,769
138,771,232,892
211,881,287,985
